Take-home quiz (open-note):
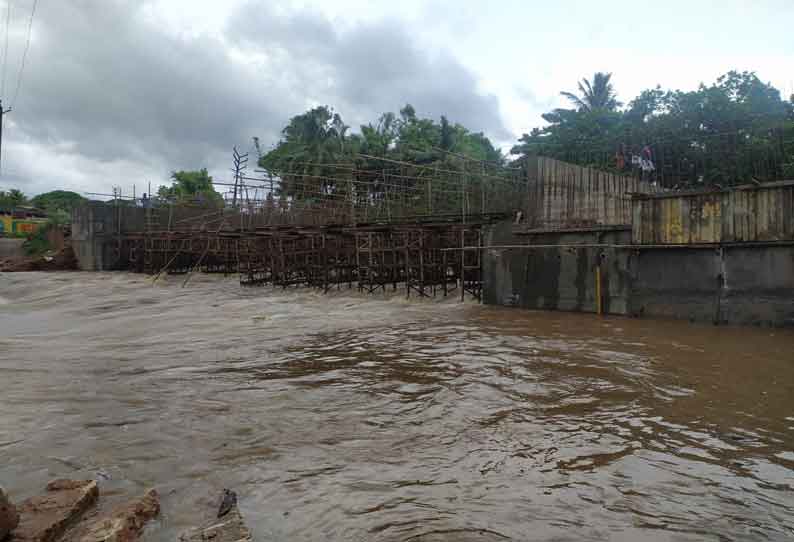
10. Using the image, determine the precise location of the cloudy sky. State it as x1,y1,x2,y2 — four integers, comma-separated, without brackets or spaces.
0,0,792,198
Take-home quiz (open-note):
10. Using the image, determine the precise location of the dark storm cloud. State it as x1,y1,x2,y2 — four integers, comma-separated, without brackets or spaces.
5,0,509,194
230,5,511,140
13,0,285,169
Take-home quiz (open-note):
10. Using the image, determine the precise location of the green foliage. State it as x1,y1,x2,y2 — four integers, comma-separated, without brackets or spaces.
47,208,71,226
259,106,354,199
157,169,223,206
30,190,86,214
0,188,28,209
21,211,69,256
259,103,505,203
560,72,621,112
22,227,50,255
512,71,794,186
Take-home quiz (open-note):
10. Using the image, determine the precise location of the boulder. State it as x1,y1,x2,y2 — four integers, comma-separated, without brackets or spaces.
69,489,159,542
12,480,98,542
179,490,251,542
0,486,20,541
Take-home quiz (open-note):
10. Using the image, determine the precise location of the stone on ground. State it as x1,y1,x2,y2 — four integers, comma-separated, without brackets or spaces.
12,480,99,542
1,486,20,540
179,491,251,542
69,489,159,542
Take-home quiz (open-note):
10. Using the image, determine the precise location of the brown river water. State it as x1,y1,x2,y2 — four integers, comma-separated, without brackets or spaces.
1,272,793,541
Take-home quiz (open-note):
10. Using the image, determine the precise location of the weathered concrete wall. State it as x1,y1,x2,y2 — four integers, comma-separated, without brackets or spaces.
482,222,632,315
633,181,794,244
623,182,794,324
719,246,794,325
71,202,229,270
483,221,794,327
628,246,794,326
628,248,722,323
71,203,119,271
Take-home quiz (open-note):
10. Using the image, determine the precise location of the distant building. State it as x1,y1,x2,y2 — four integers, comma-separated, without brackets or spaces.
0,207,48,236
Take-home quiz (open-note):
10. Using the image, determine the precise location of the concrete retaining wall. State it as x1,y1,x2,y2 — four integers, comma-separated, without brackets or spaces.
483,221,794,327
482,223,632,315
71,202,119,271
70,202,254,271
629,245,794,326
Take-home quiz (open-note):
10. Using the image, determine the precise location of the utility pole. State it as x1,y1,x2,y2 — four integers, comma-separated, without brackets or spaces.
0,99,11,176
231,147,248,207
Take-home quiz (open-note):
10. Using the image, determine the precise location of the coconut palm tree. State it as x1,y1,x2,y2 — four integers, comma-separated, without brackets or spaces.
0,188,28,210
561,72,621,112
261,106,352,198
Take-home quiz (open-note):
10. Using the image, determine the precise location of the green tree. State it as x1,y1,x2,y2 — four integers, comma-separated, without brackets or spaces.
360,112,398,157
0,188,28,208
561,72,621,112
158,169,223,206
512,71,794,187
258,103,509,218
391,106,441,163
30,190,86,214
259,106,352,199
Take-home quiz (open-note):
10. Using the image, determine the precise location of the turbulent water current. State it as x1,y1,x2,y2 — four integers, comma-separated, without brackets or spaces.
1,272,793,541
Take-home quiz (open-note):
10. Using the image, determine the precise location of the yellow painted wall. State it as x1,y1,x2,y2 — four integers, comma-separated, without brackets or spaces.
0,215,47,235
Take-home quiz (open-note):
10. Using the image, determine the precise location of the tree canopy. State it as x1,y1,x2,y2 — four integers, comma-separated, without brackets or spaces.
30,190,86,214
259,104,505,202
512,71,794,187
157,169,223,206
0,188,28,209
560,72,621,112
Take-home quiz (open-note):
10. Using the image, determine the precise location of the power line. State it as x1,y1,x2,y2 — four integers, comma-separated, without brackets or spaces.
1,0,11,99
10,0,36,109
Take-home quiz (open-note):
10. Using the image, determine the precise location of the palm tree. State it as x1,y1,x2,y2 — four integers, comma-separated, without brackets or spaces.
263,106,352,198
561,72,621,112
0,188,27,209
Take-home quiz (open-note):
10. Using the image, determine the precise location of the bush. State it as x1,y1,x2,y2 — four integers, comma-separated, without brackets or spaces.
21,212,69,256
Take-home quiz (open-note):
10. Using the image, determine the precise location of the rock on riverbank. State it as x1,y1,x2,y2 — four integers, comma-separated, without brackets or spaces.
2,480,160,542
179,490,251,542
2,482,253,542
12,480,99,542
1,486,20,540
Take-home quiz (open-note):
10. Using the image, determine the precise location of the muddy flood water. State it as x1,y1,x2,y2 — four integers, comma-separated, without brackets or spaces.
1,272,793,541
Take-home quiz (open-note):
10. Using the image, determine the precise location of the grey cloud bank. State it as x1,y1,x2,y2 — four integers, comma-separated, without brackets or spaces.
2,0,508,196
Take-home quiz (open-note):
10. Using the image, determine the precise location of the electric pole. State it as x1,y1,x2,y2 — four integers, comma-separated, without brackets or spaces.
0,99,11,176
231,147,248,207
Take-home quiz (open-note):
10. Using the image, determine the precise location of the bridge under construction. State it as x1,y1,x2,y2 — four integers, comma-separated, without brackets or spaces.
71,153,657,301
71,154,794,326
77,152,534,300
115,213,497,300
